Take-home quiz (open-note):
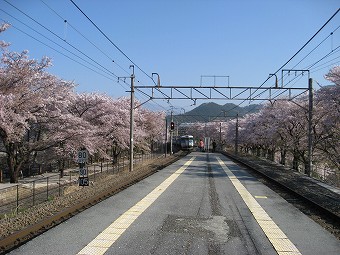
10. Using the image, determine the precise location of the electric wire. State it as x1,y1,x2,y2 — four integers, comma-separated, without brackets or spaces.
4,0,338,116
40,0,130,77
0,18,119,83
69,0,154,82
39,1,167,112
245,8,340,105
1,2,179,113
0,9,124,83
272,45,340,94
271,8,339,78
2,0,125,85
237,8,340,117
290,25,340,71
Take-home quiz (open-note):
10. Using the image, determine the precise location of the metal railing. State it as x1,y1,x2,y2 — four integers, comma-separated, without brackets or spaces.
0,152,158,218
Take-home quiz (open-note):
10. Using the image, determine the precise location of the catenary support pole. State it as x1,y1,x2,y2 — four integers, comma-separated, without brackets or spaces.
165,118,168,157
235,113,239,155
170,111,173,155
307,78,313,176
130,65,135,172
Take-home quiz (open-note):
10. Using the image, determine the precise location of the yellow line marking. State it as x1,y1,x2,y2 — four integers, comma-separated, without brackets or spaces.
255,195,268,199
216,157,302,255
77,156,196,255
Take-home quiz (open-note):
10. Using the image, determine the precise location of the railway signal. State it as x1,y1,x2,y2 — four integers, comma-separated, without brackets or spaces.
170,121,175,131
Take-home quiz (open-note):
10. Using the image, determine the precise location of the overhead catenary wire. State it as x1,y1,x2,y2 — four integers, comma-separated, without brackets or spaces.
269,44,340,96
1,1,180,113
236,8,340,116
69,0,154,82
291,25,340,71
272,8,340,78
0,10,128,87
40,0,131,77
2,1,124,82
0,18,121,84
1,2,160,103
248,8,339,102
39,0,168,112
4,1,338,116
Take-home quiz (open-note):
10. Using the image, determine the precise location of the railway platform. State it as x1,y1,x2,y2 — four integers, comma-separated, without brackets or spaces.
222,151,340,219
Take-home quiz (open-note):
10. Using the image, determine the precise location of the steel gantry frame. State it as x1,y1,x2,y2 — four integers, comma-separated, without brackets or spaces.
127,71,313,176
134,85,309,102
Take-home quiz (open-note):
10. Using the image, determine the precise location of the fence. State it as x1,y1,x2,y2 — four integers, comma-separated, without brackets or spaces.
0,152,157,218
232,147,339,188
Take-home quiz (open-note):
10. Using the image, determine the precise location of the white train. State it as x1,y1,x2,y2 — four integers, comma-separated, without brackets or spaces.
180,135,194,150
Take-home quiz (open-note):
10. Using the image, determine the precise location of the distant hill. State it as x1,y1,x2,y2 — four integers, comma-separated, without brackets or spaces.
170,102,262,123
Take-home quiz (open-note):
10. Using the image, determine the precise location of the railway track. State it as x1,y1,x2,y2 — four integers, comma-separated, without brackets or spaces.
0,152,187,254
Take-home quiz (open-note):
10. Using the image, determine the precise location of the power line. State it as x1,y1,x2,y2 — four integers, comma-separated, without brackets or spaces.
69,0,154,82
2,1,169,113
0,9,122,80
252,8,339,100
1,2,134,91
2,1,123,81
40,0,130,77
273,8,340,77
238,8,340,116
291,25,340,71
0,18,119,83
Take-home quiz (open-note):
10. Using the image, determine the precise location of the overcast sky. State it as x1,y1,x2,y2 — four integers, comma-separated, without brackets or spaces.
1,0,339,113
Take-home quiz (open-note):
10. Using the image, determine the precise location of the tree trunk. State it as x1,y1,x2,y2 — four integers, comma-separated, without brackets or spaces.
292,152,299,171
268,149,275,161
5,142,26,183
7,152,18,183
256,147,261,157
304,162,309,175
280,149,287,165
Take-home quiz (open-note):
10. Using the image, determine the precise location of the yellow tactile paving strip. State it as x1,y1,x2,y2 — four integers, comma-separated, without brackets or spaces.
77,156,196,255
216,157,302,255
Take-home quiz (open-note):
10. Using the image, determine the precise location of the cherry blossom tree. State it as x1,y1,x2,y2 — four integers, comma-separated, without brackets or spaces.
136,108,165,152
313,67,340,170
324,66,340,86
222,67,339,178
0,24,167,182
0,47,79,182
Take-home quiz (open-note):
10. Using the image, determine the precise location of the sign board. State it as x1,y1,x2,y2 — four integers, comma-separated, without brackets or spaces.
77,150,88,163
79,176,89,186
79,167,88,176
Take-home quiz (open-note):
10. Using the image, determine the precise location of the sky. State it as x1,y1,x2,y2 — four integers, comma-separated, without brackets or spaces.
1,0,339,114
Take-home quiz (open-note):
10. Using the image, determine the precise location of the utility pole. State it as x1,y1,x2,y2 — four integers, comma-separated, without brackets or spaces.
219,122,222,150
170,111,173,155
165,118,168,157
307,78,313,176
129,65,135,172
235,113,239,155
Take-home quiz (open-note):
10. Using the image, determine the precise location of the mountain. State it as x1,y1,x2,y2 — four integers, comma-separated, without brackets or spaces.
170,102,262,123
